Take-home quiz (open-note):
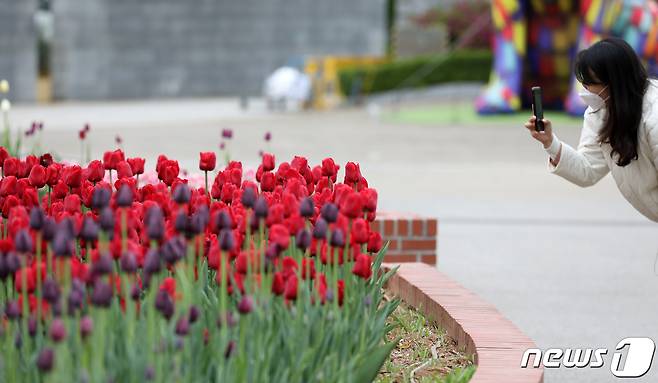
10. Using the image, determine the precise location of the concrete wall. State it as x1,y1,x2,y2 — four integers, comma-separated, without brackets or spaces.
52,0,386,100
0,0,37,102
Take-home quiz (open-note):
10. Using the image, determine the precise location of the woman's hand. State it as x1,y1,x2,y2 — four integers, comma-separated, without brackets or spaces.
524,116,553,148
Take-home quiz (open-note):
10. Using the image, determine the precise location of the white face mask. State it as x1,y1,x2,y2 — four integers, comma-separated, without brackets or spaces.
578,85,609,110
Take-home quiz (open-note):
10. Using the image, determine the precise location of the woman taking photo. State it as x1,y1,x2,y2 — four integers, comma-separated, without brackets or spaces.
525,37,658,223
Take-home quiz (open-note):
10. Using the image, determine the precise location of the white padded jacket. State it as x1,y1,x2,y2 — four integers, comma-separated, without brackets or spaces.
548,79,658,222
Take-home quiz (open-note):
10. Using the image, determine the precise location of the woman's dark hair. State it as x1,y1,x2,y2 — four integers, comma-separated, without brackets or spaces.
575,37,648,167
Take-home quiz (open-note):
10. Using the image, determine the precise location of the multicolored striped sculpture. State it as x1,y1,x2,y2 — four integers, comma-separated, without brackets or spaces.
476,0,658,115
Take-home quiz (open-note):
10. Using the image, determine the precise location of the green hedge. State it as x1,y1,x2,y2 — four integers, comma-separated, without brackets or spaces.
338,50,492,96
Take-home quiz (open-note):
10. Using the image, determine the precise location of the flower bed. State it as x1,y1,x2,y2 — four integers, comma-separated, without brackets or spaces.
0,149,400,382
377,299,475,383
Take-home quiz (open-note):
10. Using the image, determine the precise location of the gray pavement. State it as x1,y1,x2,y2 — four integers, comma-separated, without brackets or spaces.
10,96,658,382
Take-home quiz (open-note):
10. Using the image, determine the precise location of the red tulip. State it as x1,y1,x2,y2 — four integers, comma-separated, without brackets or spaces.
340,191,363,219
86,160,105,183
199,152,216,172
321,158,339,179
127,158,145,175
367,232,383,253
360,188,377,213
269,224,290,251
116,161,133,179
261,172,275,192
64,194,81,214
0,147,9,167
3,157,20,177
262,153,275,172
344,162,361,185
0,176,17,196
46,164,61,187
283,274,298,300
352,253,372,279
65,165,82,188
157,160,179,186
3,195,19,218
271,272,285,295
351,218,369,244
281,256,298,280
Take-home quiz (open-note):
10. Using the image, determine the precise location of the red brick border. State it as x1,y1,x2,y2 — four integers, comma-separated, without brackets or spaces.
373,212,437,266
383,262,544,383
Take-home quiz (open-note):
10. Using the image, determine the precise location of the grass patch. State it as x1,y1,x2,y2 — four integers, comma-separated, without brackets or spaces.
377,299,476,383
384,103,583,126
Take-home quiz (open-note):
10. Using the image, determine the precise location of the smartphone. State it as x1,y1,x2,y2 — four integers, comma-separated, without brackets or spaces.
531,86,544,132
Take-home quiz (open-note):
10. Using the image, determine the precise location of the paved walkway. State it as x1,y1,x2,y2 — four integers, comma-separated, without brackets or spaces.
10,96,658,382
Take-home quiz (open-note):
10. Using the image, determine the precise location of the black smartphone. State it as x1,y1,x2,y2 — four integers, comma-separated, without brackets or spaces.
531,86,544,132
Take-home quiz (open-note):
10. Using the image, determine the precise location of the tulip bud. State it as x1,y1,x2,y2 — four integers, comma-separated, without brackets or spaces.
4,252,20,274
143,249,162,275
237,295,253,314
219,229,235,252
49,318,67,342
130,284,141,301
241,187,256,208
120,251,137,273
174,212,188,234
188,305,200,324
175,316,190,336
52,231,72,257
28,315,38,337
99,207,114,234
312,218,328,239
80,216,99,242
299,197,314,218
41,217,57,242
161,236,185,265
172,184,191,204
155,290,174,320
216,211,232,231
188,213,205,237
116,184,133,207
67,289,84,315
91,280,113,308
91,187,111,210
295,229,311,250
91,253,113,276
330,229,345,248
80,316,93,338
15,229,32,253
42,277,60,304
36,348,54,372
145,206,165,241
29,207,45,230
254,197,268,219
321,203,338,223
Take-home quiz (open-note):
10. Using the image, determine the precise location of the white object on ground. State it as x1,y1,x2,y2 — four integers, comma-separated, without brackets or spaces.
263,67,311,111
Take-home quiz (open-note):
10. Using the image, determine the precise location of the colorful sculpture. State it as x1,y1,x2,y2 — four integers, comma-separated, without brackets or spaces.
476,0,658,115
